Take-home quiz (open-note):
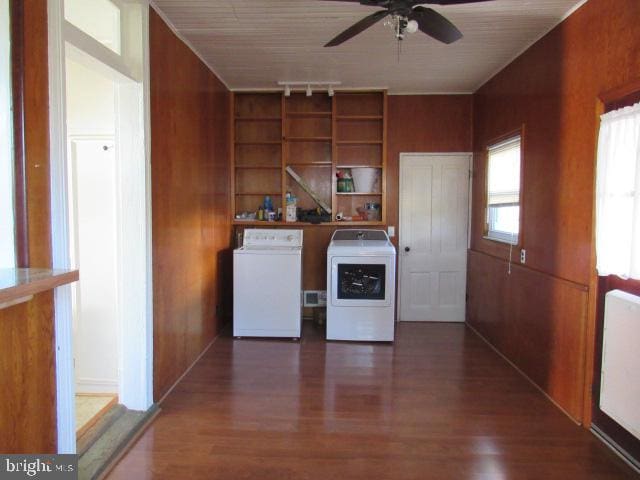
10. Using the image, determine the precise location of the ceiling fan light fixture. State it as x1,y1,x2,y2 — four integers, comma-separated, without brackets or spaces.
405,19,419,34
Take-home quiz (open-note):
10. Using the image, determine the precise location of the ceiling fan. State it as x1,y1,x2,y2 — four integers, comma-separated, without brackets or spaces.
322,0,492,47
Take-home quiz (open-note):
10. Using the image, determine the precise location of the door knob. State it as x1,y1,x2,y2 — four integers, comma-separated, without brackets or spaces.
404,246,410,252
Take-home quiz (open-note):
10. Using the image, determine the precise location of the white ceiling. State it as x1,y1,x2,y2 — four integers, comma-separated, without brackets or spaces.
151,0,586,94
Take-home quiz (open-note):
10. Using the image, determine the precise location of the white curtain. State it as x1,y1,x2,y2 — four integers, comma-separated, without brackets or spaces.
595,101,640,279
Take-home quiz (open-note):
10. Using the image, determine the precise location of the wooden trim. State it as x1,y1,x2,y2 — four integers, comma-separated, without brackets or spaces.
229,92,236,219
94,406,161,480
280,93,286,215
331,94,337,221
0,268,79,305
10,0,28,267
467,248,589,292
583,97,606,427
75,395,118,439
382,90,388,224
599,77,640,112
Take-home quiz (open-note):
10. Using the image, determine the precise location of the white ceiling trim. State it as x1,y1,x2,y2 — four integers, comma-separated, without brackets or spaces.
148,0,232,91
472,0,590,91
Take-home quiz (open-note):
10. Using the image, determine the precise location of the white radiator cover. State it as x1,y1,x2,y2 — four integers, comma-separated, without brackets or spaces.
600,289,640,440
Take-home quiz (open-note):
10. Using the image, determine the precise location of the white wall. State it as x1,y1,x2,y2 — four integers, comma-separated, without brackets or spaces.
0,0,15,268
66,57,119,393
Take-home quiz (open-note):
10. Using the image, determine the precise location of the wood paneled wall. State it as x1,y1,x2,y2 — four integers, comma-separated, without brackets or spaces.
150,9,232,401
467,250,588,418
467,0,640,422
0,0,57,453
386,95,473,245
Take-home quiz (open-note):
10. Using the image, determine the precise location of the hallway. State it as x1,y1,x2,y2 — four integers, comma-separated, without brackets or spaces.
107,323,637,479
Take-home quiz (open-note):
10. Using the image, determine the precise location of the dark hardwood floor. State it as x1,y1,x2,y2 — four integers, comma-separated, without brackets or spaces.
107,322,638,479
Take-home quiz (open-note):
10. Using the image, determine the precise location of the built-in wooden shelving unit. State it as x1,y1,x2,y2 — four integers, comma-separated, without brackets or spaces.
230,90,387,225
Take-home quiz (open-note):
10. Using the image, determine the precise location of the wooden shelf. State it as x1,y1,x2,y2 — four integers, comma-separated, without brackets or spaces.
336,140,383,145
285,137,332,142
235,166,281,170
337,165,383,169
336,192,382,196
1,268,79,307
336,115,383,120
233,220,384,226
235,141,281,146
235,117,281,122
286,112,332,118
235,192,282,196
288,162,332,166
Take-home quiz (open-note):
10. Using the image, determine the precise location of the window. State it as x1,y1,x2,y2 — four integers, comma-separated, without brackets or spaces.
0,0,15,268
595,101,640,279
64,0,122,55
485,135,522,245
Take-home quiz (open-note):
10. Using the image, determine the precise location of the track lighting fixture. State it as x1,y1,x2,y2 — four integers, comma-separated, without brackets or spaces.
277,81,342,97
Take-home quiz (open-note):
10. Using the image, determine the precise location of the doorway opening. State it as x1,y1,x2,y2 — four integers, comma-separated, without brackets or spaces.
65,55,120,438
48,0,153,454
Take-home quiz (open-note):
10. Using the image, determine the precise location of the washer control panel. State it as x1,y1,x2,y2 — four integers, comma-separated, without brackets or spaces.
243,229,303,248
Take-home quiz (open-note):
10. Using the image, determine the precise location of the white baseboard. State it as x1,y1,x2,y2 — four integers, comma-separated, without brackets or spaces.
77,378,118,394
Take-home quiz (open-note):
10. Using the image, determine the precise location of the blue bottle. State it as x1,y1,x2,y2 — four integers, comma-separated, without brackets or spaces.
263,195,273,212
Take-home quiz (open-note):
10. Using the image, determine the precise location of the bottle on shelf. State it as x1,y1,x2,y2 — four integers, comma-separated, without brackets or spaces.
263,195,273,212
285,191,297,222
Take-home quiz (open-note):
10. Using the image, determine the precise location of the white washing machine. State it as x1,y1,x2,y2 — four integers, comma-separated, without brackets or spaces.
233,229,303,339
326,229,396,341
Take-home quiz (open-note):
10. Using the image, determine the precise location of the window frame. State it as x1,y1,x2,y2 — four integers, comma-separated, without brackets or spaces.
483,127,525,247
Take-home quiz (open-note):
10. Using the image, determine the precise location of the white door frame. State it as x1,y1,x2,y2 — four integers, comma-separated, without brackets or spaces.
397,152,472,322
48,0,153,453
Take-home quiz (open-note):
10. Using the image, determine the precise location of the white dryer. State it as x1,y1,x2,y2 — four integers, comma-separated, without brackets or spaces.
326,229,396,341
234,229,303,339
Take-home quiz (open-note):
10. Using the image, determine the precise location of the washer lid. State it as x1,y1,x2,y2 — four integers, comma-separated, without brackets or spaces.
331,229,388,241
328,229,395,255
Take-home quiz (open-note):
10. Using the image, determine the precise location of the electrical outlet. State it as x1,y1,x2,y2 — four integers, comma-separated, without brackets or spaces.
520,249,526,264
388,226,395,237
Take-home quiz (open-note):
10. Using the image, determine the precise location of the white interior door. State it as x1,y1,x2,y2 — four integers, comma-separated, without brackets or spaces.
399,153,470,322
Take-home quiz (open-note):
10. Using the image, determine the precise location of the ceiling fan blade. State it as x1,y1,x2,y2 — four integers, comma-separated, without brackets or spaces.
410,6,463,44
319,1,391,4
324,10,390,47
420,0,492,4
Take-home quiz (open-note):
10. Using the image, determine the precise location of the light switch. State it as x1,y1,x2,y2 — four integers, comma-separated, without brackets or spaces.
388,226,395,237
